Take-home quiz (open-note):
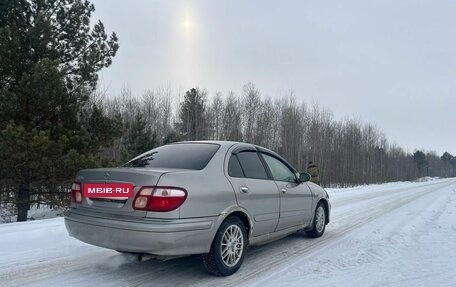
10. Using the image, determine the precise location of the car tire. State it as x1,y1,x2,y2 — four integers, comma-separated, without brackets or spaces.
306,202,326,238
201,216,247,276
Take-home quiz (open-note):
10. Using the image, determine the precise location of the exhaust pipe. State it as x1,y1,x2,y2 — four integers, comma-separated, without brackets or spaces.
136,254,155,262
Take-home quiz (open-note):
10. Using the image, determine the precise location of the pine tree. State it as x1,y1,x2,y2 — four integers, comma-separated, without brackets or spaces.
441,152,455,177
413,150,428,177
177,88,207,141
123,112,157,159
0,0,119,221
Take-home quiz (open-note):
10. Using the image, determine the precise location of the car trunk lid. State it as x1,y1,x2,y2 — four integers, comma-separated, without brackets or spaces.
75,167,176,217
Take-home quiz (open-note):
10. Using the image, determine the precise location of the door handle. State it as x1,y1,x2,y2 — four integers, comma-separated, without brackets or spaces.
240,186,249,194
281,188,287,194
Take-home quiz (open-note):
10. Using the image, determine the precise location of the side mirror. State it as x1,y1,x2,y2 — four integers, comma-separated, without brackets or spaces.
299,172,311,182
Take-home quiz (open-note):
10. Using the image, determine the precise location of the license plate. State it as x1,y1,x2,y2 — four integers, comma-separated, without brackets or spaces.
83,183,134,198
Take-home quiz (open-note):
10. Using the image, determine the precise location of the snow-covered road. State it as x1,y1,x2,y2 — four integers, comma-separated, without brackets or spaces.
1,178,455,287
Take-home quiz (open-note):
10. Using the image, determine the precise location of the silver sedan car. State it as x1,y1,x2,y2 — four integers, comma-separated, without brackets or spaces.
65,141,330,276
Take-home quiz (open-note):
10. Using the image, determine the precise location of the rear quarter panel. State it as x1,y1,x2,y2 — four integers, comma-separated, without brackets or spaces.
149,143,238,219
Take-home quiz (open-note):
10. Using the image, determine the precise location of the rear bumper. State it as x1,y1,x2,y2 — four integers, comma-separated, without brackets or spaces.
64,209,218,256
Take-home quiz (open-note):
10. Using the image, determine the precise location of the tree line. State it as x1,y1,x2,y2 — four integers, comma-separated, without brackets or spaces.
99,84,456,188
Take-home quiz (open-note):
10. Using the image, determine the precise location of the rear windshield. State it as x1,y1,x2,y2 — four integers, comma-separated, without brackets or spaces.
123,143,220,170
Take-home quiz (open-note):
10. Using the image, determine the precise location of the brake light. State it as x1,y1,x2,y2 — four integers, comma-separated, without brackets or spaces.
133,186,187,212
71,182,83,203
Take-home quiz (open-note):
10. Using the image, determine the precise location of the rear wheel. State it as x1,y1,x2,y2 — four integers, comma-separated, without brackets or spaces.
201,216,247,276
306,202,326,238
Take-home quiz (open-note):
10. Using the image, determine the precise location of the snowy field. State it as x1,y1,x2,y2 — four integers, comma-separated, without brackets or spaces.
1,178,455,287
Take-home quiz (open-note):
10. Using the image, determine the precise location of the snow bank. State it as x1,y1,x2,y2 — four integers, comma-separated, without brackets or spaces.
0,204,65,224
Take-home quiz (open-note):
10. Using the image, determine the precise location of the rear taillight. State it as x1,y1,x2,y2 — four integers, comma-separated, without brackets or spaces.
133,186,187,212
71,182,82,203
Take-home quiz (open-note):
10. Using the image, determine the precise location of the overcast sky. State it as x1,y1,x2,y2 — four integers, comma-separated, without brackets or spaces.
91,0,456,155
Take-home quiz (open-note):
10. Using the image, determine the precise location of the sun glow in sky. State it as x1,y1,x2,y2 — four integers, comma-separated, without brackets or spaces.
183,18,192,30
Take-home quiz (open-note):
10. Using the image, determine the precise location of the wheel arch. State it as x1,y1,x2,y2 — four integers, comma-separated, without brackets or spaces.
214,207,253,245
227,211,252,242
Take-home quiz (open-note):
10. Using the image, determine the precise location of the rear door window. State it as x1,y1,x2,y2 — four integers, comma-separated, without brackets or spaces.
236,151,269,179
228,155,244,177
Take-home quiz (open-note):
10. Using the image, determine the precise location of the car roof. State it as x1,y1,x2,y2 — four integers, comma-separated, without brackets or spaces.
173,140,270,151
173,140,241,147
174,141,293,170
